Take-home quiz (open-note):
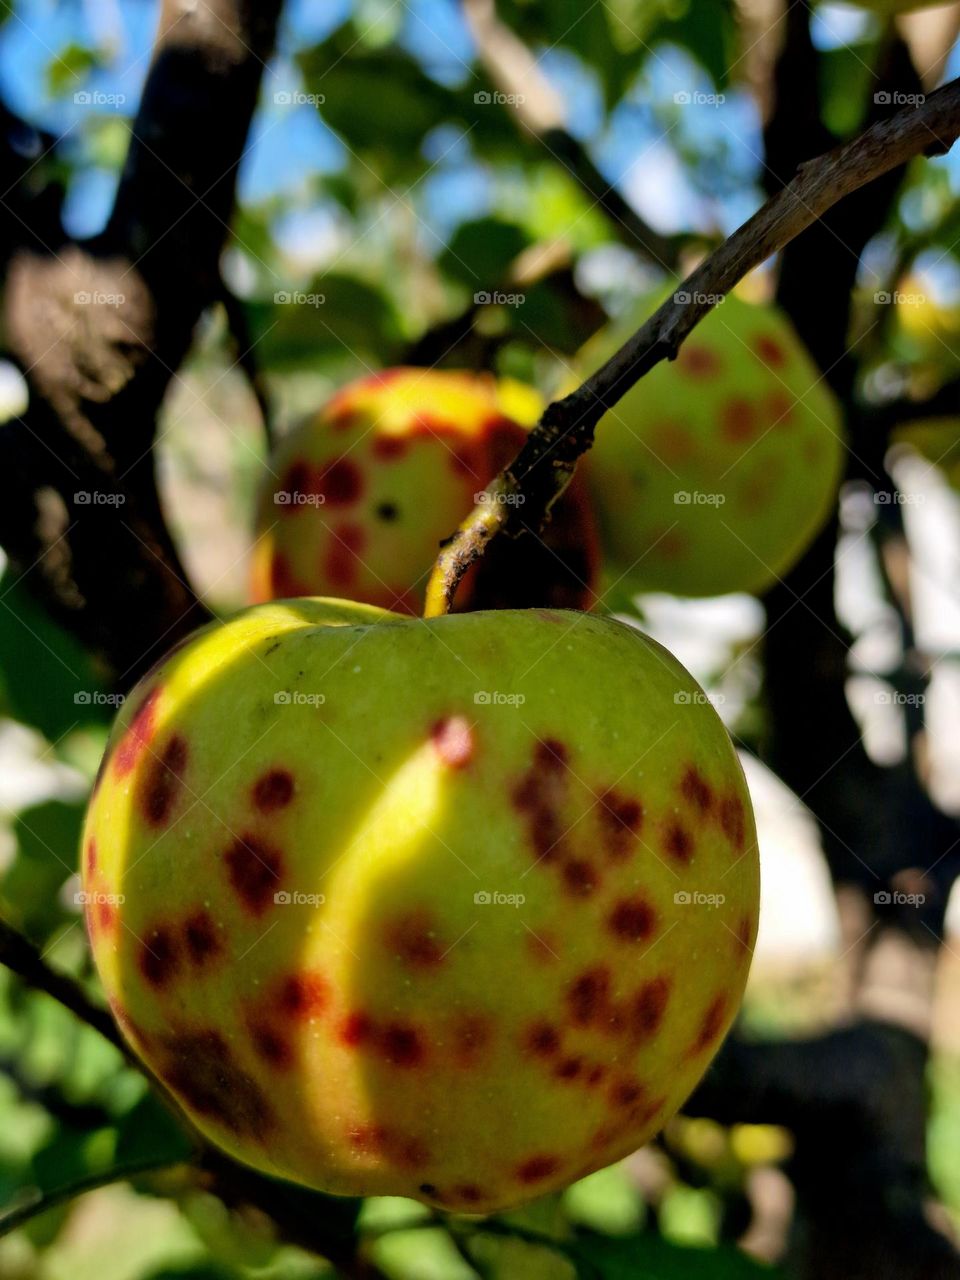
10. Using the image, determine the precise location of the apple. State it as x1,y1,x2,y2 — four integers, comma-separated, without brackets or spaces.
251,368,601,613
82,599,759,1212
576,291,845,598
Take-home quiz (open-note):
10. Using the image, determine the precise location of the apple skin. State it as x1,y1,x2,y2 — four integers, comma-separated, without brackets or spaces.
81,599,758,1213
577,293,845,598
251,368,601,613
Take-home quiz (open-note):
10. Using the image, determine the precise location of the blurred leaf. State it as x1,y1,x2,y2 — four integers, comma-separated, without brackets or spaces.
3,801,84,936
0,570,112,741
819,43,876,138
649,0,736,89
575,1230,781,1278
47,43,101,99
439,217,529,288
246,273,403,371
114,1094,194,1169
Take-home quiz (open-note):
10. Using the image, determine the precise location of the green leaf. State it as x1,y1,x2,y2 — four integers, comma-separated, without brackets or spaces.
0,570,113,741
575,1231,781,1279
439,218,530,288
47,43,101,99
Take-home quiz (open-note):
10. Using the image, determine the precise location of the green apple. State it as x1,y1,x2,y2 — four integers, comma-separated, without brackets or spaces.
81,599,759,1212
251,368,601,613
577,291,845,598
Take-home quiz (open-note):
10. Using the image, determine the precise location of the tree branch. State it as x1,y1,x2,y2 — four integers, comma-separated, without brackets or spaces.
424,76,960,617
0,0,283,686
460,0,682,269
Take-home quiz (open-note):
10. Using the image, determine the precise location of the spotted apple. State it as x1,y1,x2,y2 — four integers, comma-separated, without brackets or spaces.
577,291,845,598
251,368,601,613
82,599,759,1213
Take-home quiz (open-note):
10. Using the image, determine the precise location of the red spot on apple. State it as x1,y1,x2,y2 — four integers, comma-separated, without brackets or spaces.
160,1028,273,1135
562,857,600,898
430,716,474,769
114,686,161,777
270,552,309,597
597,790,643,859
536,738,569,771
765,391,794,424
678,345,721,378
608,897,657,943
567,967,611,1026
139,926,180,987
664,822,694,864
341,1012,374,1047
387,910,444,968
85,838,97,876
278,971,329,1018
249,1021,293,1068
690,995,727,1056
609,1078,645,1109
735,914,754,955
631,976,671,1040
324,523,367,588
754,334,786,368
317,458,364,505
454,1183,484,1204
279,460,313,507
379,1023,424,1068
452,1014,492,1067
252,768,295,812
96,899,116,933
372,434,408,460
224,834,284,916
719,795,746,851
680,765,713,815
555,1056,584,1081
722,398,757,443
516,1154,560,1183
184,910,220,966
140,734,189,827
525,1021,561,1056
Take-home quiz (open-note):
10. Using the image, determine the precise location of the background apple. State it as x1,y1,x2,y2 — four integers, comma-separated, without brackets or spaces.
251,368,601,613
576,291,846,598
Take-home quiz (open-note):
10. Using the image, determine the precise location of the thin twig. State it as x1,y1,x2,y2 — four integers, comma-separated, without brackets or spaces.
0,1157,183,1238
423,76,960,617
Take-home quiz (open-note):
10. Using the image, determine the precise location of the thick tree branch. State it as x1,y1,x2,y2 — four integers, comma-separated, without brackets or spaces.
424,76,960,617
461,0,682,269
0,0,282,686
